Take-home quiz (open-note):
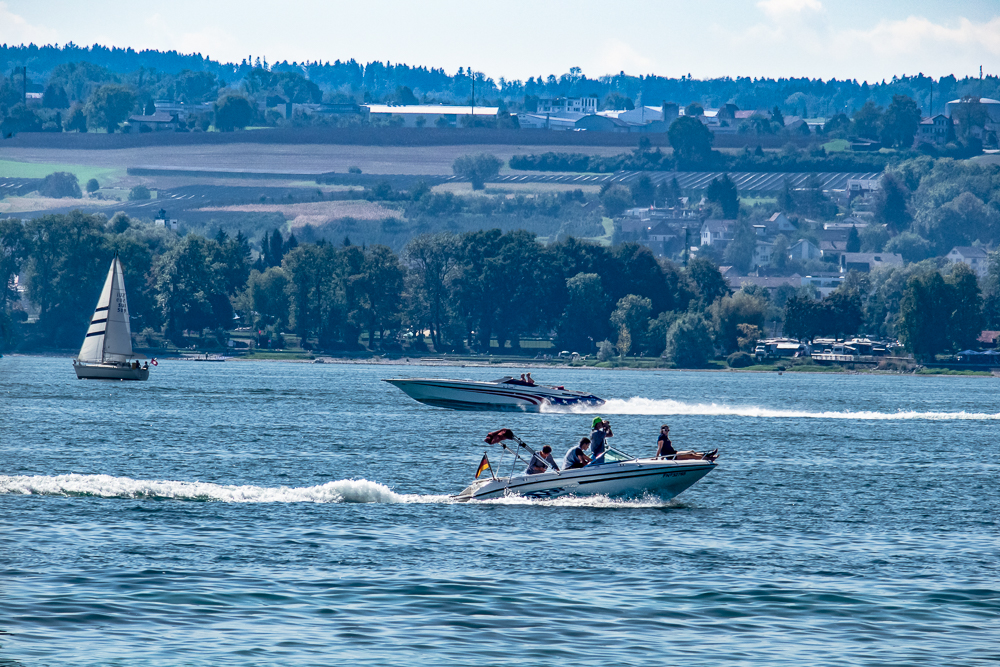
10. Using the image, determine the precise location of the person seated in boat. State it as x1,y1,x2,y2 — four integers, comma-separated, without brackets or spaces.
563,438,592,469
132,360,140,369
142,362,149,370
656,424,719,462
588,417,613,464
525,372,535,385
524,445,559,475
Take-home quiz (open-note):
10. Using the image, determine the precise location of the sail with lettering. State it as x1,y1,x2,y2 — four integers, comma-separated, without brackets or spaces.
74,253,148,381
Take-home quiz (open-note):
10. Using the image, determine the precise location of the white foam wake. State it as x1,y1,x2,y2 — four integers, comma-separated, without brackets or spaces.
0,474,448,504
544,397,1000,421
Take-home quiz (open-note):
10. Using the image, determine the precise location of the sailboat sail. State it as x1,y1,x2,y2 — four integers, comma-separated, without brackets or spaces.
77,256,133,363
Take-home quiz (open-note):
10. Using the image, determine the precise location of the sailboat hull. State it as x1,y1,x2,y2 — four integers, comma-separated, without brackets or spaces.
74,362,149,381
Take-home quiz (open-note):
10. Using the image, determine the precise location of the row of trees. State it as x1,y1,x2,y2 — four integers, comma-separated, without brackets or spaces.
3,212,998,364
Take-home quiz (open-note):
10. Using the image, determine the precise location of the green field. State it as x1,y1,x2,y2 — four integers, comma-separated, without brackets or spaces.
0,159,124,185
821,139,851,153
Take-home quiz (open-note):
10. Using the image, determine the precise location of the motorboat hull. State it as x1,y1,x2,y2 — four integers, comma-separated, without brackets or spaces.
455,458,716,501
384,378,604,412
74,362,149,381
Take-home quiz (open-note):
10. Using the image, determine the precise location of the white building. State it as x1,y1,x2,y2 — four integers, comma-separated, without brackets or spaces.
537,97,598,115
700,219,735,246
364,104,499,128
789,239,822,261
946,246,990,277
753,241,774,268
517,113,582,130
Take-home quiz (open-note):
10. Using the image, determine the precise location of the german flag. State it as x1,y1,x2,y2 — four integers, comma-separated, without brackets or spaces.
475,453,492,479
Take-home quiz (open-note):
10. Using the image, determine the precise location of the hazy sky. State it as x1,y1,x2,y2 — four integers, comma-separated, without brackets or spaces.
3,0,999,82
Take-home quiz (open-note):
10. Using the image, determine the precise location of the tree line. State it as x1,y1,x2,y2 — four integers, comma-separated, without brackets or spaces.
5,43,1000,116
2,211,997,364
6,43,1000,137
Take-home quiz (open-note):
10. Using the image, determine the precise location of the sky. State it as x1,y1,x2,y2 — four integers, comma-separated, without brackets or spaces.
2,0,999,82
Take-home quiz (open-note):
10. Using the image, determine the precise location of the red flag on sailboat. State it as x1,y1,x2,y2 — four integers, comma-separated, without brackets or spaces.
475,454,492,479
151,358,158,366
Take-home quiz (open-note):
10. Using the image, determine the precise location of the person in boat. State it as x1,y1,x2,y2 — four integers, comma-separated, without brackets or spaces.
142,362,149,370
508,373,538,387
588,417,613,464
656,424,719,462
563,438,592,470
524,445,559,475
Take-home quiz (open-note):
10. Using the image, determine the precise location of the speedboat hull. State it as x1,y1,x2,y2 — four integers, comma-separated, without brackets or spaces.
384,378,604,412
74,362,149,381
455,458,716,501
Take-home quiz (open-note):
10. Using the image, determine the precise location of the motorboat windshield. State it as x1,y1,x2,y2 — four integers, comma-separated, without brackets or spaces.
599,446,636,464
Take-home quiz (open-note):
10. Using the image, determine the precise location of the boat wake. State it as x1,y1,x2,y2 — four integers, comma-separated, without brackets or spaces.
543,397,1000,421
0,474,446,504
0,474,680,508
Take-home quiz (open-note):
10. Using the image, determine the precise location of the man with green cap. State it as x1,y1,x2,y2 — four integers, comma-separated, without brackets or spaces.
588,416,613,464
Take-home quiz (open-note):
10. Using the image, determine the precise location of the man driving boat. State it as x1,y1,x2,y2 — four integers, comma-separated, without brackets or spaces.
563,438,592,469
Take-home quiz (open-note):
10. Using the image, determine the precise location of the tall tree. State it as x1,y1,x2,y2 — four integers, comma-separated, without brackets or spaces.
851,101,884,141
155,236,233,341
846,226,861,253
557,272,609,354
452,153,501,190
686,257,728,307
629,175,655,208
783,294,820,342
705,174,739,218
665,312,714,367
360,245,404,349
880,94,922,148
84,84,137,132
404,234,459,351
899,271,951,360
214,94,255,131
668,115,714,165
0,218,26,310
610,294,652,357
23,211,110,345
724,219,757,274
947,263,983,351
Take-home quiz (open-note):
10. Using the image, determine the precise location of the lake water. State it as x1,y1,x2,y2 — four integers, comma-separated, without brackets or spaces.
2,356,998,666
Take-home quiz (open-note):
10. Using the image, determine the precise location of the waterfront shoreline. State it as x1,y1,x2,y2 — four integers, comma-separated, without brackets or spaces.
6,351,996,376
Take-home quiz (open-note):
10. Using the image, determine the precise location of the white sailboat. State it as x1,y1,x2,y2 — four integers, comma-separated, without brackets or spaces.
73,253,150,381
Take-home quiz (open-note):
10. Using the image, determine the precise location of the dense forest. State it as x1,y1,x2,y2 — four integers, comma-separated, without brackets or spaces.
1,211,997,363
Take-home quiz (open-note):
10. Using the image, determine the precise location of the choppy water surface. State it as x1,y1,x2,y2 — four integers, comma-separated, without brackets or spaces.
2,356,998,666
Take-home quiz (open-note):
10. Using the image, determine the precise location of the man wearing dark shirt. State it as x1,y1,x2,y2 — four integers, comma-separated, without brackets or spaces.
524,445,559,475
563,438,592,469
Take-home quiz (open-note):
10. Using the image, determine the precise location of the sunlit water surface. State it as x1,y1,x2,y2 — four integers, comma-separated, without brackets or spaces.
2,356,998,666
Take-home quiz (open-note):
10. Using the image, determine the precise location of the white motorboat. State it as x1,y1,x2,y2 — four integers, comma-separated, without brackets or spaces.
74,253,150,381
454,429,717,501
384,376,604,412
